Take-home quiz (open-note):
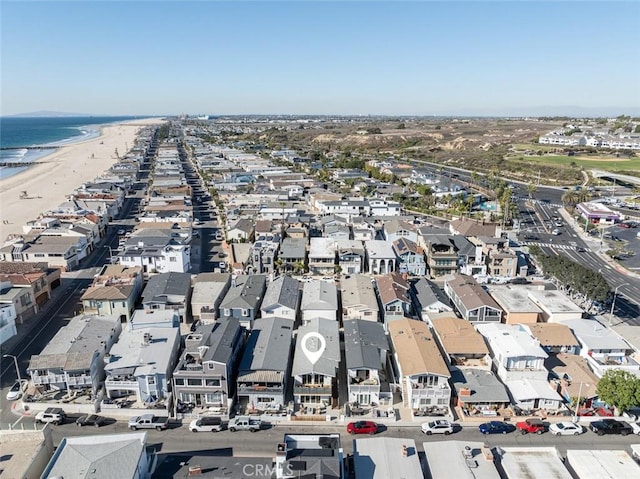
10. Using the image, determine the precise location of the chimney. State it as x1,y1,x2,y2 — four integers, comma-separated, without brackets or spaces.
188,465,202,476
402,444,408,457
275,443,287,479
459,387,472,397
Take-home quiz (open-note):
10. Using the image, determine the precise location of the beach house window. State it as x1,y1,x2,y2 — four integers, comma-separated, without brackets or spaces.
147,376,155,385
224,309,231,316
187,378,202,386
170,257,177,262
206,378,221,387
174,378,185,386
242,309,249,317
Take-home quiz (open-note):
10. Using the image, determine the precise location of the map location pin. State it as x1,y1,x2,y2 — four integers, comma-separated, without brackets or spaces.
301,331,326,365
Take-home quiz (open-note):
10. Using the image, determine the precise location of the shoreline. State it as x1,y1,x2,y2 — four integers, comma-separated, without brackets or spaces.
0,117,166,239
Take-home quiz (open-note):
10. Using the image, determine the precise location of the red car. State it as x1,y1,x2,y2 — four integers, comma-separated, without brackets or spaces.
347,420,378,435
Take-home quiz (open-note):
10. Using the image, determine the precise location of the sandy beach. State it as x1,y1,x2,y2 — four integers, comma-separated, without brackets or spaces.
0,118,166,239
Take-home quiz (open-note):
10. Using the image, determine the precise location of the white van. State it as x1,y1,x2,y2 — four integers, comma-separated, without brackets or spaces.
189,416,224,432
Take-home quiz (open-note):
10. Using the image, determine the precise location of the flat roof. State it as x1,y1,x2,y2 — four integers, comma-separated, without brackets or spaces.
0,429,53,479
499,447,572,479
475,323,548,360
560,318,631,350
354,437,422,479
566,449,640,478
423,440,500,479
527,289,584,314
489,287,543,314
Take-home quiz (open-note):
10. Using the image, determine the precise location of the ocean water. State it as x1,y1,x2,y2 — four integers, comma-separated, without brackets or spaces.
0,116,144,179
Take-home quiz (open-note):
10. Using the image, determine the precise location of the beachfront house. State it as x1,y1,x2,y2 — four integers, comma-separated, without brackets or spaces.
103,309,181,405
172,318,244,415
344,319,390,407
388,319,451,413
237,317,293,413
292,318,340,411
28,314,122,396
475,323,548,382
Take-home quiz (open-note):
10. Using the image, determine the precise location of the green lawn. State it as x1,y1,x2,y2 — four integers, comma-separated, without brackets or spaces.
507,154,640,172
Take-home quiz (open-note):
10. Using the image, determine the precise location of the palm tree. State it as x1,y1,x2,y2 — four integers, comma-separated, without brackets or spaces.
561,190,580,207
526,182,538,199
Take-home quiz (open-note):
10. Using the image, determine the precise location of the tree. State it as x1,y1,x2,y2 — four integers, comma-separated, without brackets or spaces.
596,369,640,413
526,183,538,199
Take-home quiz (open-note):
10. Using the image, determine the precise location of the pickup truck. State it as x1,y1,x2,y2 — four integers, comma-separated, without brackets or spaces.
228,415,262,432
128,414,169,431
590,419,633,436
516,418,546,435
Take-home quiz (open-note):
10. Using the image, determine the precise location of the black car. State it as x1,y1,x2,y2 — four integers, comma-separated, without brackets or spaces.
509,277,530,285
590,419,632,436
76,414,109,427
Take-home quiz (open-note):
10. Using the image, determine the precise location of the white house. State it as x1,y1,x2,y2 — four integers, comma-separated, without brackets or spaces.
301,280,338,324
0,303,17,346
291,318,340,409
475,323,548,382
260,276,300,322
103,309,181,404
560,318,640,378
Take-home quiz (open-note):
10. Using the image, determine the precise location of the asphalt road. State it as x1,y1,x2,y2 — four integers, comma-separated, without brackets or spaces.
31,418,640,458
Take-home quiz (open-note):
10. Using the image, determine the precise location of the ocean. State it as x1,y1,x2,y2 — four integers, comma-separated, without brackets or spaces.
0,116,145,179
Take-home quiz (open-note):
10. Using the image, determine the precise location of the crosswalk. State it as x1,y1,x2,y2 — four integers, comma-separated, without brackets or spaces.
523,198,564,208
521,241,588,252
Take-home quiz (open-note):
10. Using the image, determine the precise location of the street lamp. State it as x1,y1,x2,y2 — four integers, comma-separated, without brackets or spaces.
104,245,114,263
3,354,22,383
609,283,628,325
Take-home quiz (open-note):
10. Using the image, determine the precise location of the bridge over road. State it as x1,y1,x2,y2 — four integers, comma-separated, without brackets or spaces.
592,169,640,188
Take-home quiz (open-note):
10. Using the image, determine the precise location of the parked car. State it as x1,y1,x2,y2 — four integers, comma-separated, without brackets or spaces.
347,420,378,435
35,408,67,425
549,421,583,436
421,419,454,435
117,229,125,235
478,421,515,435
228,416,262,432
552,229,561,235
76,414,109,428
6,380,23,401
516,418,546,435
590,419,633,436
576,247,587,252
509,277,530,285
189,416,225,433
128,414,169,431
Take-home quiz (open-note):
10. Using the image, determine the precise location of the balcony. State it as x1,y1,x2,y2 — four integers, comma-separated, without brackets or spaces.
32,374,66,385
238,383,283,394
66,376,92,386
348,383,380,395
294,384,332,395
105,379,138,389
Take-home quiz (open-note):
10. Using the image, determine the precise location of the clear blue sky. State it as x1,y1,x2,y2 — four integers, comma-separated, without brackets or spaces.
2,1,639,116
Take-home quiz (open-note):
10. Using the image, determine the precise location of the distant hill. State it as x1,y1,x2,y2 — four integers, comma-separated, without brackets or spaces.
5,110,94,118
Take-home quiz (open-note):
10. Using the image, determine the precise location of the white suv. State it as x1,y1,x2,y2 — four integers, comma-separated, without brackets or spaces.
35,408,67,425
